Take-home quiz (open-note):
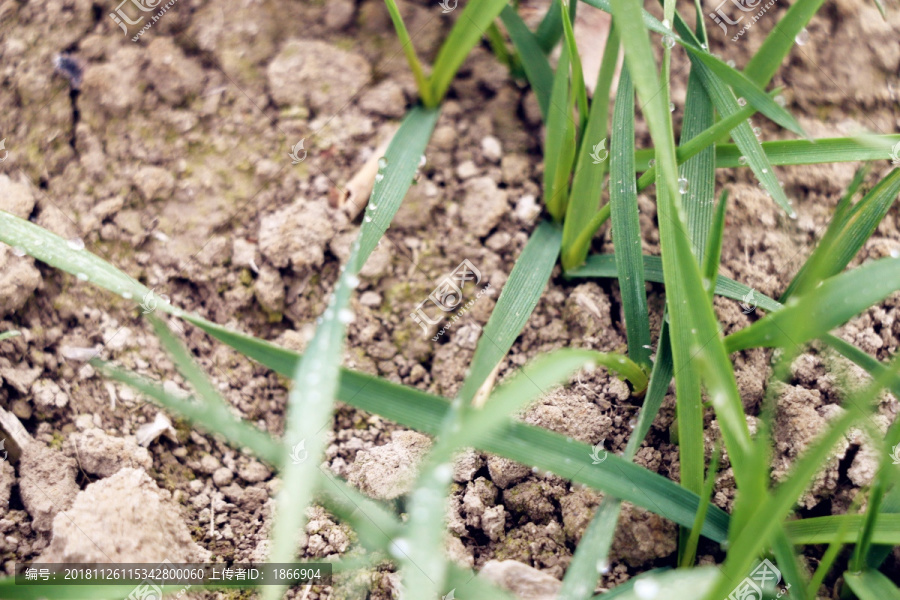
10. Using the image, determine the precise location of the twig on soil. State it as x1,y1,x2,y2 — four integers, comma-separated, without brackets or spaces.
332,127,398,219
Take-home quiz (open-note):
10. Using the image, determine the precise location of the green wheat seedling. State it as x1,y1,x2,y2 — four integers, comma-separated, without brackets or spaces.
3,0,900,598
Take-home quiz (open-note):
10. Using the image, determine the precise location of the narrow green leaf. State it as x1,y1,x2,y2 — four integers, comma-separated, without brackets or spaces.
500,5,554,120
263,238,360,600
702,190,729,299
535,0,576,52
383,0,433,106
681,447,720,567
607,67,651,368
561,24,619,270
544,47,575,220
429,0,510,103
672,16,795,216
568,253,784,310
680,67,717,259
782,169,900,300
635,135,900,172
844,570,900,600
742,0,828,87
725,257,900,352
403,348,645,598
458,349,647,451
92,360,282,467
560,324,675,599
684,47,805,137
456,221,562,404
358,106,440,263
560,0,589,131
0,331,20,341
603,567,720,600
852,411,900,570
636,98,764,191
784,514,900,545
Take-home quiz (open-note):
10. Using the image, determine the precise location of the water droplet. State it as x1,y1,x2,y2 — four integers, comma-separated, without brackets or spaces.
648,158,656,168
369,203,378,211
634,578,660,600
435,463,453,483
374,173,384,182
700,42,708,51
661,18,670,28
795,28,809,45
669,102,675,112
377,157,388,169
33,239,43,247
737,97,747,107
761,168,768,174
122,291,133,300
662,35,675,49
596,559,610,574
788,210,798,220
738,156,748,165
76,272,88,281
67,237,85,251
12,247,26,257
364,215,372,223
890,248,900,258
678,176,689,193
753,127,763,137
419,155,426,167
628,418,636,430
389,538,410,558
726,59,736,68
338,308,354,324
346,274,360,289
775,94,786,107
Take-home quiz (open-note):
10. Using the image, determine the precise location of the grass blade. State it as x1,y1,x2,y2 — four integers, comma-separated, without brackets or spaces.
702,190,728,298
784,514,900,545
402,348,645,598
358,106,440,263
684,47,805,137
568,253,784,312
742,0,828,87
263,242,361,600
544,47,577,220
672,16,795,216
456,221,563,404
705,357,900,600
781,168,900,300
535,0,576,52
636,97,764,191
681,447,720,567
383,0,433,106
500,5,554,120
92,359,282,466
725,257,900,352
607,67,652,368
635,135,900,171
560,324,675,599
429,0,510,103
561,24,620,270
560,0,589,131
680,67,717,259
844,570,900,600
